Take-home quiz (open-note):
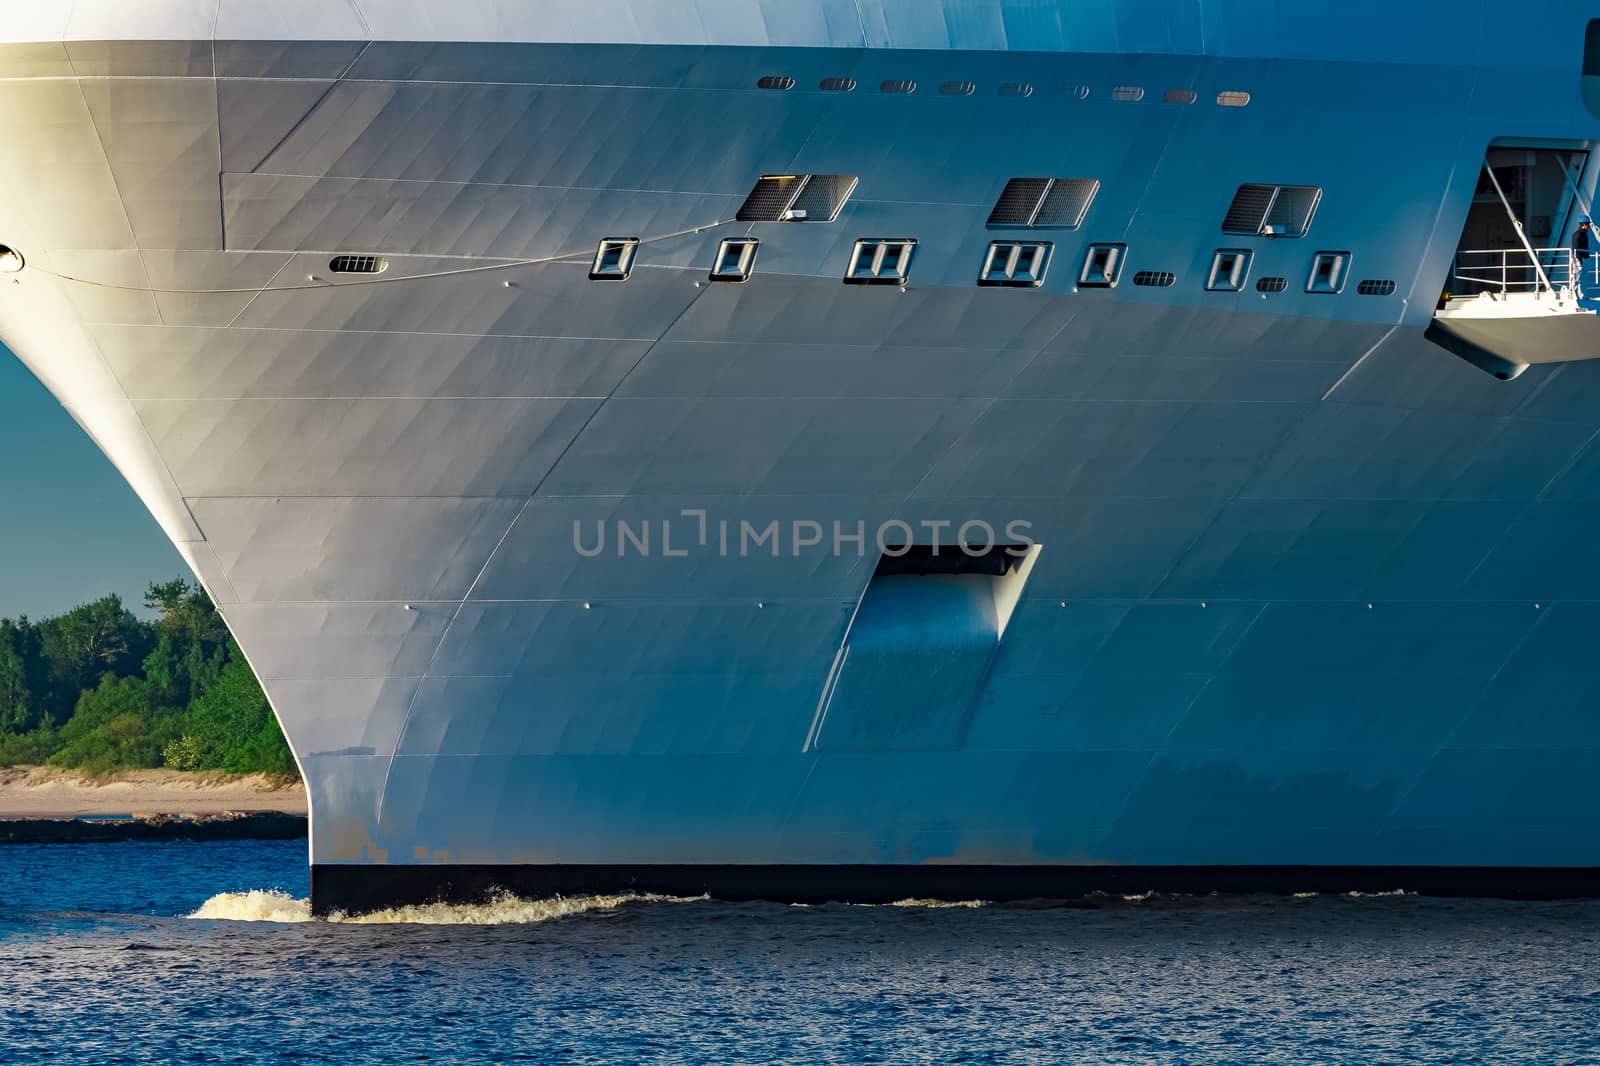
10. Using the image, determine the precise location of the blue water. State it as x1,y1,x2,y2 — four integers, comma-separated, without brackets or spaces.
3,841,1599,1064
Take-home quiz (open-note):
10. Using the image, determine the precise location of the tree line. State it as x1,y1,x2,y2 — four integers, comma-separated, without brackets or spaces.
0,580,295,776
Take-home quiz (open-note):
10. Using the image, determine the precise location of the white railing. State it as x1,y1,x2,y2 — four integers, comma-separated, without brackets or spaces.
1451,246,1594,295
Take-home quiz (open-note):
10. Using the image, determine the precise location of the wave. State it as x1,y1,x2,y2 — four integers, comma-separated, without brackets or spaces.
187,888,703,925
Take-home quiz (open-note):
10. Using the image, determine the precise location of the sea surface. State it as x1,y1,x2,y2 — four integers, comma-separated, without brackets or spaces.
2,840,1598,1064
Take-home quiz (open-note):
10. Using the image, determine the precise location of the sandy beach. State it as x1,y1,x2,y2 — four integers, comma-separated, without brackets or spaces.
0,766,307,819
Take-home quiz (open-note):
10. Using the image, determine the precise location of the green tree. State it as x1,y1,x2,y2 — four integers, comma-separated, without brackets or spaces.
48,674,180,775
0,616,47,734
182,642,294,775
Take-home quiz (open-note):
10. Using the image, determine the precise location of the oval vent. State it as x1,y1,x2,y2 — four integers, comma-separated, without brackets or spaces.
328,254,388,275
757,75,795,91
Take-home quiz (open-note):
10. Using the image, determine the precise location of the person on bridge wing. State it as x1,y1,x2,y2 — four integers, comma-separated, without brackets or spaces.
1574,216,1596,295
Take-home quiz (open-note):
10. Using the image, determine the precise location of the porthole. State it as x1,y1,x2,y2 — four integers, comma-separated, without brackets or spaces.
0,244,23,273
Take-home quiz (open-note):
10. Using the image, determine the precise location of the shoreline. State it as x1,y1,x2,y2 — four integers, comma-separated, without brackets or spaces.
0,765,307,819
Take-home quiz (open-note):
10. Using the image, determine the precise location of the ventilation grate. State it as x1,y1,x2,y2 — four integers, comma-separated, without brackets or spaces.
819,76,856,92
979,240,1053,288
789,174,858,222
880,79,916,94
1034,178,1100,228
1222,183,1321,238
1217,91,1252,107
736,176,805,221
845,239,917,285
987,178,1052,226
1111,85,1145,101
999,82,1033,97
1256,276,1288,293
1060,83,1091,99
940,80,976,95
1163,88,1198,104
987,177,1098,229
1133,270,1176,287
589,238,639,281
1222,184,1278,235
329,254,388,275
1357,278,1397,296
757,75,795,90
736,174,856,222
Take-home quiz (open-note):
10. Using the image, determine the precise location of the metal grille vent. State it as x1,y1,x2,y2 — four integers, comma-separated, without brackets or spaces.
987,177,1098,229
940,81,976,95
1035,178,1099,228
987,178,1052,226
1133,271,1176,287
328,254,387,275
1060,84,1091,99
820,77,856,92
736,174,856,223
1221,184,1277,235
757,76,795,90
1217,91,1251,107
879,79,916,94
1164,89,1198,104
1222,184,1321,238
999,83,1033,97
1256,276,1288,293
1111,85,1145,101
1357,278,1397,296
790,174,859,222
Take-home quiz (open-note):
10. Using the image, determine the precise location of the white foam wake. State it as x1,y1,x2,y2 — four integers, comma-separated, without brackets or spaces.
187,888,702,924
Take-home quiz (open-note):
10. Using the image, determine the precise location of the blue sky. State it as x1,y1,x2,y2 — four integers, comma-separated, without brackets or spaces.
0,347,185,620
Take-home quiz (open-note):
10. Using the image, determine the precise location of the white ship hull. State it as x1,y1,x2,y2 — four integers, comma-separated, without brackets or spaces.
3,1,1600,911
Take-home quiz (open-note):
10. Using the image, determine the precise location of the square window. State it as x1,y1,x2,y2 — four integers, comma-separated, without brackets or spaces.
1306,251,1352,294
589,237,639,281
710,238,759,283
1080,243,1126,288
1206,248,1253,291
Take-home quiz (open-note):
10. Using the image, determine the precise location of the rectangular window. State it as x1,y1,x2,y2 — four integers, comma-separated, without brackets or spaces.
987,178,1099,230
1222,183,1321,238
736,174,857,223
1206,249,1253,291
845,239,917,285
1306,251,1351,294
979,240,1053,287
709,238,759,283
589,238,639,281
1079,243,1127,288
